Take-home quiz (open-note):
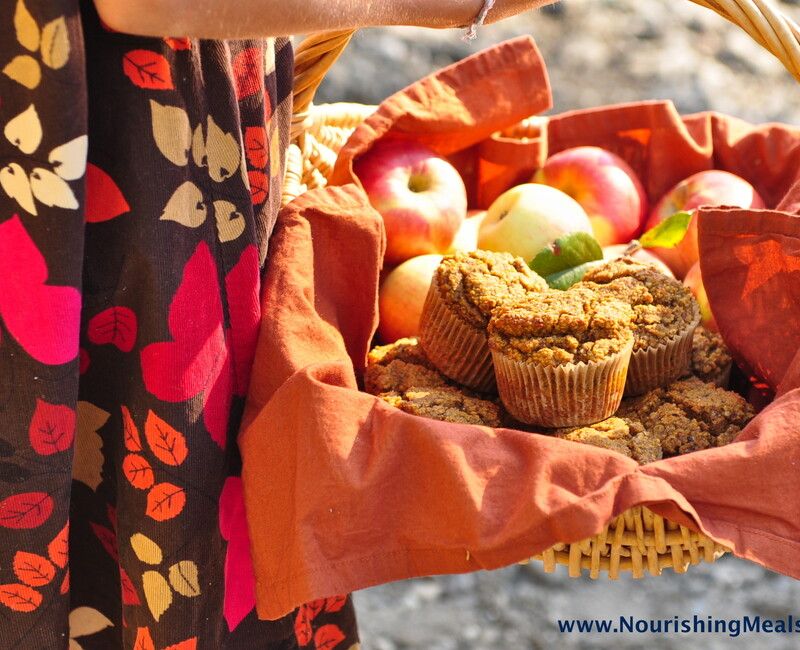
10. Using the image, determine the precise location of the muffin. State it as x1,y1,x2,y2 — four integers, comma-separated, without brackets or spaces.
418,250,547,392
580,257,700,395
555,417,662,464
364,338,450,394
618,376,754,456
379,386,503,427
690,326,733,386
487,285,635,427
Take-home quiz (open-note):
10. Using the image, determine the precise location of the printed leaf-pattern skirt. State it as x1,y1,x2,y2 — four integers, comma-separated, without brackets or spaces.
0,1,359,648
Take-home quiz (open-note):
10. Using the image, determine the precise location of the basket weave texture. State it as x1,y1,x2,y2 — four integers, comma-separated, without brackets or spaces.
279,0,800,577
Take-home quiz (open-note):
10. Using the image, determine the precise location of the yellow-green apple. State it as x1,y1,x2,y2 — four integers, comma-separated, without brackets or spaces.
645,170,765,279
602,244,674,278
478,183,592,261
532,146,647,246
378,254,443,343
683,262,718,331
448,209,486,253
354,141,467,265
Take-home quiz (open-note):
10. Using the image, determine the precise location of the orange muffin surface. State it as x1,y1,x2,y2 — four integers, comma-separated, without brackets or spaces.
379,386,503,427
618,376,754,455
555,416,662,464
487,285,634,366
364,337,449,394
581,257,698,350
691,326,733,383
434,250,548,329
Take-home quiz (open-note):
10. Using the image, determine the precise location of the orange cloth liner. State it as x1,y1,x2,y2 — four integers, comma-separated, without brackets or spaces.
241,37,800,620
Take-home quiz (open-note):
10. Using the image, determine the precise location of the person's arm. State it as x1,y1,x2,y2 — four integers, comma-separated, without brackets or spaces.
95,0,556,39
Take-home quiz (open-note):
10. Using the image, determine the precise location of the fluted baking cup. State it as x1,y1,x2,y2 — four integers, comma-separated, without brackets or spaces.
491,341,634,428
625,310,701,396
418,282,496,393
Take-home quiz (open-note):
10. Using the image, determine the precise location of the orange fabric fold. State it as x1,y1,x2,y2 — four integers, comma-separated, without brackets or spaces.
241,38,800,620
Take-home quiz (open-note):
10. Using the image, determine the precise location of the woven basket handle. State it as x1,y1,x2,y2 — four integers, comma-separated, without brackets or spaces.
289,0,800,141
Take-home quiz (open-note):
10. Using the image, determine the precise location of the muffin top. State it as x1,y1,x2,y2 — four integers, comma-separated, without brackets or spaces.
555,416,662,464
364,338,449,394
434,250,548,329
691,326,733,383
580,257,699,350
487,285,634,366
618,376,754,456
379,386,503,427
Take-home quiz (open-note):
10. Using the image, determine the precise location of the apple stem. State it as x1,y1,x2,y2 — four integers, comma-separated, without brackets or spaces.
622,239,642,257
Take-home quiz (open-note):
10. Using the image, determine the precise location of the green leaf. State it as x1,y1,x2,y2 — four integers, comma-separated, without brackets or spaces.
529,232,603,277
545,260,604,290
639,211,692,249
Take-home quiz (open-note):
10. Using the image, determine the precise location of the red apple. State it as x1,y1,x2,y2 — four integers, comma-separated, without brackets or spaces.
354,141,467,265
602,244,674,278
532,146,648,247
378,254,443,343
683,262,718,331
645,170,765,279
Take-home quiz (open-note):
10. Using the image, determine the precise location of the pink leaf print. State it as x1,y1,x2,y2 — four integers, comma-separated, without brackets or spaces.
140,243,232,448
247,171,268,205
88,306,138,352
120,568,141,605
29,399,75,455
232,47,263,100
90,522,119,562
219,478,256,632
0,493,54,529
0,216,80,365
85,164,130,222
122,50,174,90
244,127,268,168
225,246,261,395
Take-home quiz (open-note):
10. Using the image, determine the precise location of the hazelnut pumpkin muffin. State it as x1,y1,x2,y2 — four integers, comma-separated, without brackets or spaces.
418,250,547,392
690,326,733,386
580,257,700,395
555,417,662,464
487,285,635,427
379,386,503,427
618,376,754,456
364,337,450,394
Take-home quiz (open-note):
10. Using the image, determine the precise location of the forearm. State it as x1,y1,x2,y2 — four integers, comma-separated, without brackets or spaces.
96,0,492,39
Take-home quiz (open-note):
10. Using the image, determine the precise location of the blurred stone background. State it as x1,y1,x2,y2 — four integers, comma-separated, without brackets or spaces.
316,1,800,648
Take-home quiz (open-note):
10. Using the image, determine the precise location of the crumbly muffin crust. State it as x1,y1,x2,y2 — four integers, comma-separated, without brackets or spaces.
691,326,733,383
555,416,662,464
618,376,754,455
379,386,503,427
434,250,548,329
580,257,698,350
487,285,634,365
364,338,449,394
367,337,434,369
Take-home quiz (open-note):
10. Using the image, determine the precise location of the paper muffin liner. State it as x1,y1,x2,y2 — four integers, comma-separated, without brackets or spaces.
490,341,634,428
418,282,496,393
625,310,701,396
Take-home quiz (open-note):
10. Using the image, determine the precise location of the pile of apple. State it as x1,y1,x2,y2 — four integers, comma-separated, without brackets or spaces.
355,142,764,344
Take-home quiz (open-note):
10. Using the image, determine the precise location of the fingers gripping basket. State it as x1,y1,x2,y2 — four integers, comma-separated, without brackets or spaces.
281,2,800,579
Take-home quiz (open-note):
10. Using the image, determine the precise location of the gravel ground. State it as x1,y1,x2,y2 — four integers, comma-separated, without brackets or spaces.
316,2,800,648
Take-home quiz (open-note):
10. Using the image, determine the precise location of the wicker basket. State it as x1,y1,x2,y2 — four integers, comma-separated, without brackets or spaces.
281,1,800,579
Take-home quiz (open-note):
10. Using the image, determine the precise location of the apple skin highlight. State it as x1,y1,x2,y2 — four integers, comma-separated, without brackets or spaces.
355,141,467,265
645,170,765,279
533,146,648,247
478,183,593,262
